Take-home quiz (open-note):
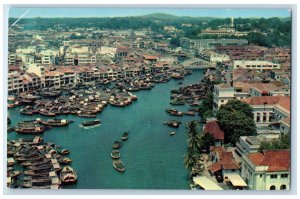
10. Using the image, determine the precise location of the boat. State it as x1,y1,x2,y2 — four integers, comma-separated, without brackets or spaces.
60,166,77,184
14,126,45,134
78,113,97,118
39,110,56,117
58,157,72,164
170,132,176,136
112,159,125,172
39,119,72,127
82,119,101,126
111,150,120,159
164,120,181,128
121,131,129,141
112,141,122,149
59,149,70,155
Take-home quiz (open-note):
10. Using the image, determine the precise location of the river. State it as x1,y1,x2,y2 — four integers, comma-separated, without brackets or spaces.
7,69,205,189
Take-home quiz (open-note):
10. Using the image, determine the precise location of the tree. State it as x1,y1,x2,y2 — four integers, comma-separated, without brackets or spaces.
219,99,253,118
200,133,216,153
216,100,257,145
258,134,290,152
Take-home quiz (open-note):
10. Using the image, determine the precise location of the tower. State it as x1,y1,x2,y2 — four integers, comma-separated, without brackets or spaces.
230,17,234,28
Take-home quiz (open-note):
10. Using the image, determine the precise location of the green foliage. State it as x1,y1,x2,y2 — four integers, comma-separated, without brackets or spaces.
219,99,253,118
200,133,216,153
216,99,257,145
258,134,290,152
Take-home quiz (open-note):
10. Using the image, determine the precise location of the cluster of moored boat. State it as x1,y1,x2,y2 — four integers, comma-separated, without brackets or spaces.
165,108,196,117
7,137,77,189
170,83,207,106
10,118,73,134
9,87,138,119
111,132,129,172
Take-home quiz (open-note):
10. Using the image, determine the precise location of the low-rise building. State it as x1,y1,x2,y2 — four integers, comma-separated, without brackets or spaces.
233,60,280,70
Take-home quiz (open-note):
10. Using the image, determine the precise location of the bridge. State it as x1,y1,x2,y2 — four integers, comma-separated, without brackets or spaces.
181,58,215,69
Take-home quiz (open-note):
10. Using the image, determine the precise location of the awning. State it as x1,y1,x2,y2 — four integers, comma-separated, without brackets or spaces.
193,176,224,190
225,174,247,187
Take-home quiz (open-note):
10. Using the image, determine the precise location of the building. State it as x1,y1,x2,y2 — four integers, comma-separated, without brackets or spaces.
26,64,45,86
8,71,24,94
204,120,224,146
235,135,280,157
233,60,280,70
209,146,241,182
180,38,248,50
197,50,230,63
241,149,290,190
213,83,249,112
242,96,290,127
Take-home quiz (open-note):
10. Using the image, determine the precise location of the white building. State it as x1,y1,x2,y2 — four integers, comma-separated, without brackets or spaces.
26,64,45,86
242,96,290,127
233,60,280,70
213,83,249,112
241,149,290,190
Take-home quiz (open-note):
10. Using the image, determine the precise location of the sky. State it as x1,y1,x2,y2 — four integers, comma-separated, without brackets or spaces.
8,7,291,18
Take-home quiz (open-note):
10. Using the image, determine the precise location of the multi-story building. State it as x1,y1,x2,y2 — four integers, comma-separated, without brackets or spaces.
233,60,281,70
8,71,24,94
180,38,248,50
242,96,290,127
241,149,290,190
213,83,249,112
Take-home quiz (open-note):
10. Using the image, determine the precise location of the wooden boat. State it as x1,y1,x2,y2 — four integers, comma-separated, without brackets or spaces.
39,110,56,117
82,119,101,126
170,132,176,136
39,119,72,127
113,159,125,172
14,126,44,134
112,141,122,149
58,157,72,164
185,111,196,116
60,166,77,184
111,150,120,159
164,120,181,128
78,113,97,118
59,149,70,155
121,131,129,141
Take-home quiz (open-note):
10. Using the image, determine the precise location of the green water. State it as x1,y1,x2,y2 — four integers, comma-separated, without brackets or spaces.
8,69,205,189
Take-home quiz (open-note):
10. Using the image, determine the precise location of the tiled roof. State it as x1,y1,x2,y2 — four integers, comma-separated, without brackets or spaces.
242,96,284,106
276,96,291,112
204,121,224,140
247,149,290,172
209,147,240,173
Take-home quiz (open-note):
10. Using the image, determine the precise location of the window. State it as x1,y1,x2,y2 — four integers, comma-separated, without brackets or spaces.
280,185,287,190
260,174,263,178
270,174,277,179
281,174,288,178
221,100,224,103
270,185,276,190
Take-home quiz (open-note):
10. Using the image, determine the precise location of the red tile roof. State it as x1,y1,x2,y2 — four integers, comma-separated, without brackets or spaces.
276,96,291,112
209,147,240,173
242,96,284,106
204,121,225,140
247,149,290,172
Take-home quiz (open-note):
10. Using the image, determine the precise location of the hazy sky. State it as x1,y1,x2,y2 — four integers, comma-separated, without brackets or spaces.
9,8,291,18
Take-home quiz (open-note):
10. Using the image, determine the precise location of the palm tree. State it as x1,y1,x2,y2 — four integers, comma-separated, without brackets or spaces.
183,147,199,170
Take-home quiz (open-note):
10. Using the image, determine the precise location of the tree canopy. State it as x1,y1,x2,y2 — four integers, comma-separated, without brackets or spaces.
258,134,290,152
216,99,257,145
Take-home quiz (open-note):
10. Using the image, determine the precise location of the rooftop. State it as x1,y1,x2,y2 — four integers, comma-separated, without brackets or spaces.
247,149,290,172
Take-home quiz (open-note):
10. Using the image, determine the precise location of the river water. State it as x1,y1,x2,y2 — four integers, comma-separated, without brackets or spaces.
7,69,205,189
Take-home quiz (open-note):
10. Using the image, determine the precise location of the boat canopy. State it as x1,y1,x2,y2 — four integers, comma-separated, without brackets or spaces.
193,176,223,190
225,174,247,187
